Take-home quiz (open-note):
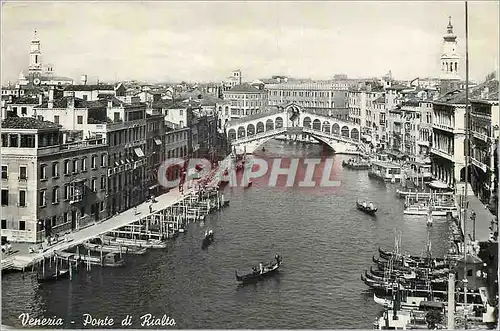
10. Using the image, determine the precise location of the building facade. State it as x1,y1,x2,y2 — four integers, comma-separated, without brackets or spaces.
469,80,499,205
222,84,268,119
145,109,166,197
268,81,349,110
1,117,107,243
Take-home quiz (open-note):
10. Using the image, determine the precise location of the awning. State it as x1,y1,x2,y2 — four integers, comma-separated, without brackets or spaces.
114,161,120,167
134,147,145,158
428,180,449,190
154,138,162,146
120,160,126,165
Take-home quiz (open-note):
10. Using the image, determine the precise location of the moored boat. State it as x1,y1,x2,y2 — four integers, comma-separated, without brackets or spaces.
378,247,447,265
342,159,371,170
82,242,148,255
235,254,282,284
356,201,378,215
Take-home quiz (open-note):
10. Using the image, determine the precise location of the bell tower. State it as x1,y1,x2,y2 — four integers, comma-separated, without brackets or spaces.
28,29,42,75
439,17,461,94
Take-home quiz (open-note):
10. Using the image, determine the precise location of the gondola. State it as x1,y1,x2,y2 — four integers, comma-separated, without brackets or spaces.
356,201,377,215
361,273,447,298
201,230,214,250
378,247,447,264
235,254,282,284
363,270,448,291
37,269,70,283
369,266,446,280
372,255,445,270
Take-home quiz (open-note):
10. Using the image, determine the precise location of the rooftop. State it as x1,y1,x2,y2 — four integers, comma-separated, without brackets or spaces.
64,84,115,92
225,83,263,93
10,97,40,105
435,78,499,104
1,117,61,130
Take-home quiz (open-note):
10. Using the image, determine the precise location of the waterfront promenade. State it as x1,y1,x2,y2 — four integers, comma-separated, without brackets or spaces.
2,155,234,271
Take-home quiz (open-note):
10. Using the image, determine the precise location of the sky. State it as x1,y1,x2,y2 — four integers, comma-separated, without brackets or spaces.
1,1,499,84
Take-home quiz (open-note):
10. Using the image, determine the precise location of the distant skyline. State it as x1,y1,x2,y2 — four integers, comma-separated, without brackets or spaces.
1,1,499,85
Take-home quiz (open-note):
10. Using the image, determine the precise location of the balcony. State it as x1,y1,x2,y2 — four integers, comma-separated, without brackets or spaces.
472,131,489,143
431,147,454,162
432,123,454,133
37,138,107,157
417,140,430,147
471,157,488,173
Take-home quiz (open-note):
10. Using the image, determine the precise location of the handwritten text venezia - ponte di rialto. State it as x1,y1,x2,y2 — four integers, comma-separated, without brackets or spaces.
18,313,176,327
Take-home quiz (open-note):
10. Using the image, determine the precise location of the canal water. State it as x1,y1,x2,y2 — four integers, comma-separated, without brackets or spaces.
2,140,449,329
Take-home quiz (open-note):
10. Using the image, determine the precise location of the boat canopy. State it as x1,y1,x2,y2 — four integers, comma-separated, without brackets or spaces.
428,180,450,190
419,301,444,309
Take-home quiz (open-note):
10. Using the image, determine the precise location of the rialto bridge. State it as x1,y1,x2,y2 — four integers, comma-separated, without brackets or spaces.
225,103,366,154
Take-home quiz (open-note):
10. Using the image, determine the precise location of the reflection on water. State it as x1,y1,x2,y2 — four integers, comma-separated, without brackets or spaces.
2,139,448,329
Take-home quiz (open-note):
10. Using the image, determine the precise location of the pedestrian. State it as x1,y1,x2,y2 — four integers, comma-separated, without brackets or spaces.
134,206,138,215
149,204,153,213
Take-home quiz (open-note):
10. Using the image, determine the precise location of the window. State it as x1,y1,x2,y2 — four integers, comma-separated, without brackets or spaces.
81,157,87,171
100,176,106,190
19,220,26,231
179,120,184,127
39,190,46,207
80,206,85,218
54,115,60,124
91,178,96,192
77,116,83,124
40,164,47,179
83,95,88,101
91,155,97,169
52,187,59,204
72,160,78,173
1,165,7,179
100,201,104,212
1,189,8,206
19,166,27,180
180,109,184,116
1,219,6,229
19,190,26,207
64,160,70,175
21,107,27,115
100,154,106,167
64,184,70,200
51,216,57,227
52,162,59,177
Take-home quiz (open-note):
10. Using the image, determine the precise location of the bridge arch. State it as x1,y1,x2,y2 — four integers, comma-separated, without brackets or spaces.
247,124,255,136
266,119,274,131
332,123,340,135
238,126,246,138
312,119,321,130
341,126,350,138
303,117,312,128
275,116,284,128
256,121,265,133
228,128,236,141
322,121,331,133
350,128,359,141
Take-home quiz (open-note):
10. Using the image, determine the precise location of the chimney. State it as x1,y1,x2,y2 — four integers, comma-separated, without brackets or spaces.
80,75,88,85
68,91,75,109
48,87,54,109
107,100,113,109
